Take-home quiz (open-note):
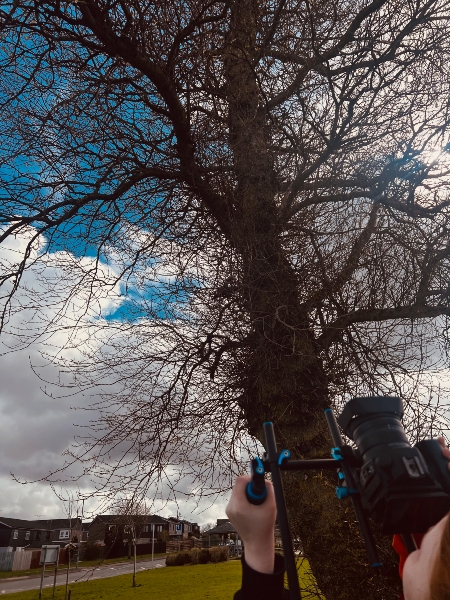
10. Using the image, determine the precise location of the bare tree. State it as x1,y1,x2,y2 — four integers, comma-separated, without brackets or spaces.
51,489,83,600
200,522,216,535
111,497,149,588
2,1,450,597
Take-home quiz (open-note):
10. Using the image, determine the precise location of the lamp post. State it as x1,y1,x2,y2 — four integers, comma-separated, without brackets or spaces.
151,524,155,562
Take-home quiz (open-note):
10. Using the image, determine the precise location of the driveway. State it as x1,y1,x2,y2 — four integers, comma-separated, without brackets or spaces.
0,557,166,595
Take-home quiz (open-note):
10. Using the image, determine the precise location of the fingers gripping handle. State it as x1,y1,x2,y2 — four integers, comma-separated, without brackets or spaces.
246,457,268,505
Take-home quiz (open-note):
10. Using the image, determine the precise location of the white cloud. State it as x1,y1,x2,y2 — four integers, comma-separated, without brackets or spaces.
0,229,234,526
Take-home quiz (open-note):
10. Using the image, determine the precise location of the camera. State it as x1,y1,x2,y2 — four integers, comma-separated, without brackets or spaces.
338,396,450,534
246,397,450,596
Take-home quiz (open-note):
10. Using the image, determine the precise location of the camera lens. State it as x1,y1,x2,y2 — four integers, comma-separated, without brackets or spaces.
338,396,450,533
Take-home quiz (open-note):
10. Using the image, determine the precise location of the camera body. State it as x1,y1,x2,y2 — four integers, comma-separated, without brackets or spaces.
338,396,450,534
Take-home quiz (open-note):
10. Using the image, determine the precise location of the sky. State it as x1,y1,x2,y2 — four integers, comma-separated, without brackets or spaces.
0,231,233,528
1,226,450,530
2,5,450,537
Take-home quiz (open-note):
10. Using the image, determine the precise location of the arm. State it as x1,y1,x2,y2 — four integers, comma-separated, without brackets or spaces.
226,476,276,574
227,476,289,599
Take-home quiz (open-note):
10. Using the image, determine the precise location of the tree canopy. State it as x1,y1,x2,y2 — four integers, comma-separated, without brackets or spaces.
2,1,450,597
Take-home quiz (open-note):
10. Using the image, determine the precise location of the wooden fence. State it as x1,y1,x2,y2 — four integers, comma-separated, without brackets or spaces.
30,551,41,569
0,539,169,572
106,541,166,559
0,550,34,572
166,538,202,552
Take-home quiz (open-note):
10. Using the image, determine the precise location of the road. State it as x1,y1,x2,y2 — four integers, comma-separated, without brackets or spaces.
0,557,166,595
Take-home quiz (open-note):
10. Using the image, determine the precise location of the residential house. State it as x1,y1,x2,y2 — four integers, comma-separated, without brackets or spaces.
139,515,171,543
81,522,90,542
88,514,171,545
0,517,82,550
167,517,200,540
88,514,200,544
181,519,200,538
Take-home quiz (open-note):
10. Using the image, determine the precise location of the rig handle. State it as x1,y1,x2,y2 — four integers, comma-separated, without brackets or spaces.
245,457,268,505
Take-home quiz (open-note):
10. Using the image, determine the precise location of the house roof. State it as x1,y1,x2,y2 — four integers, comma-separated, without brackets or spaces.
180,519,199,527
90,515,122,525
33,519,82,530
203,522,236,535
89,514,169,527
0,517,37,529
147,515,169,524
0,517,81,531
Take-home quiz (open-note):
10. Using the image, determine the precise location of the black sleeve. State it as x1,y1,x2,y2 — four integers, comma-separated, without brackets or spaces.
233,553,290,600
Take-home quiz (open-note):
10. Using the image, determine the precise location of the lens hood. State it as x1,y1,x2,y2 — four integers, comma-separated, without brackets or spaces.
338,396,404,437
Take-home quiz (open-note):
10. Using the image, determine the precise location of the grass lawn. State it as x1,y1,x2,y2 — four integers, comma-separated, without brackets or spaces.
287,557,325,599
3,557,324,600
0,555,167,581
4,561,243,600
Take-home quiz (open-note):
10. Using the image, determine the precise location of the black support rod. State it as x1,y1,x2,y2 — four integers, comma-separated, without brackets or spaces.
263,422,302,600
324,408,381,569
263,458,338,471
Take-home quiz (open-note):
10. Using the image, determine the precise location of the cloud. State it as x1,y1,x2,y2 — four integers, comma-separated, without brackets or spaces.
0,229,235,526
2,226,449,531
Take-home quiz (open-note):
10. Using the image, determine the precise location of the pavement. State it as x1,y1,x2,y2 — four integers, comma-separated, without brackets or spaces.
0,557,167,595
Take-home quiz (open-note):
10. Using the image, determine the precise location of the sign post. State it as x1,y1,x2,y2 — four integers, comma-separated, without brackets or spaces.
39,547,47,600
52,547,59,599
176,523,182,551
38,545,60,599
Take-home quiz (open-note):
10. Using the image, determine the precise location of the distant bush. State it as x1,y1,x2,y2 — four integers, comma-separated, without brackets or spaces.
165,546,228,567
219,546,229,562
166,551,191,566
209,547,221,563
178,552,192,566
198,549,210,564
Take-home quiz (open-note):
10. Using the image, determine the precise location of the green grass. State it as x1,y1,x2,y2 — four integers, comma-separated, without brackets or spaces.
4,561,243,600
4,557,324,600
288,557,325,599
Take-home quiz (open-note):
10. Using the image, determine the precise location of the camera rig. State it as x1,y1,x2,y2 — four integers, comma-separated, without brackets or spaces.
245,397,450,600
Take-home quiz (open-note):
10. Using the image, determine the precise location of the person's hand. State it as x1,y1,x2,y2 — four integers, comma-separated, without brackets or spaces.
437,437,450,468
226,476,276,574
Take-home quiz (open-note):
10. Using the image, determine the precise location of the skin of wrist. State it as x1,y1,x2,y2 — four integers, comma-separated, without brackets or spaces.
243,537,275,574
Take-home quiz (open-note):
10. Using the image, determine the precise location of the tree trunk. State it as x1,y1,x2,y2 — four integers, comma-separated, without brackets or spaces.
65,548,70,600
225,2,401,598
132,541,136,588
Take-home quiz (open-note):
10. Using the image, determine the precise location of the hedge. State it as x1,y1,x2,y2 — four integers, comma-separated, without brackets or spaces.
165,546,229,566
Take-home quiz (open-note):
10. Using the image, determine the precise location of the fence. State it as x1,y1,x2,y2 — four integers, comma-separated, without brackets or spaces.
30,551,41,569
228,545,243,558
101,541,167,560
134,542,166,555
0,553,14,572
77,542,168,562
0,541,168,572
166,540,199,553
0,550,33,572
77,544,100,562
12,551,32,571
